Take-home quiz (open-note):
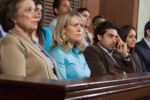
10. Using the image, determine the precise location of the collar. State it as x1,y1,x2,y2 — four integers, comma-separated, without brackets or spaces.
57,45,80,54
100,46,113,55
144,37,150,48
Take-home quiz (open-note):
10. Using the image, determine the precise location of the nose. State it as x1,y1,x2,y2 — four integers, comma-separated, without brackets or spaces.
33,11,39,20
68,6,72,11
34,10,41,21
77,24,83,32
38,10,42,16
113,37,117,43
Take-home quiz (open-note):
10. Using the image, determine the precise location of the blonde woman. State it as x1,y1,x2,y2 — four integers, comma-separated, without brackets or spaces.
50,12,91,80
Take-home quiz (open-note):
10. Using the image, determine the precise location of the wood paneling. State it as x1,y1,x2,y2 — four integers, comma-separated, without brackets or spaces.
100,0,139,29
1,73,150,99
86,0,101,32
44,0,54,26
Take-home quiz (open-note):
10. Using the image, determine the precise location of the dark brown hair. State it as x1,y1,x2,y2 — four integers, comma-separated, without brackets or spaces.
119,25,136,42
0,0,22,32
35,0,46,46
0,0,36,32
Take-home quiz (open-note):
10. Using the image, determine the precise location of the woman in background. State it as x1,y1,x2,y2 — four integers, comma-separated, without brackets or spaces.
119,25,144,72
33,0,53,53
77,8,93,46
0,0,60,79
50,12,91,80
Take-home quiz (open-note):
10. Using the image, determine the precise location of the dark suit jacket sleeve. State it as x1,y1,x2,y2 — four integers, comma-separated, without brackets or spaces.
83,46,108,77
134,46,147,72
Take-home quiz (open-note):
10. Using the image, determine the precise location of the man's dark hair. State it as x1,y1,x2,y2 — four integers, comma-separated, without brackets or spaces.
53,0,61,16
76,8,89,13
94,21,118,43
92,15,106,25
144,21,150,37
53,0,71,16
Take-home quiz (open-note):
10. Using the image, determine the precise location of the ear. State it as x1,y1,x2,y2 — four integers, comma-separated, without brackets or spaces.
11,18,17,24
97,34,102,41
54,8,59,15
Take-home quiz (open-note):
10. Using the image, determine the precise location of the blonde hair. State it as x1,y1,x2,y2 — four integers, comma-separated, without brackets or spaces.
51,11,85,52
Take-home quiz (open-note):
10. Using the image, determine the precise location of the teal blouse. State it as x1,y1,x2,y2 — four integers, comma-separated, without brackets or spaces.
49,45,91,80
42,27,52,53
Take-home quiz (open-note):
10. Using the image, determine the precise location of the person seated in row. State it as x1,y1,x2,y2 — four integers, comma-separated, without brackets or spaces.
32,0,53,53
49,11,91,80
119,25,144,72
0,0,60,80
84,21,136,77
92,15,106,31
48,0,72,34
77,8,93,46
135,21,150,72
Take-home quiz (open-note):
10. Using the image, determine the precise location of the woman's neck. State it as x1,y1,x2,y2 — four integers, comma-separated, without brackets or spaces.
69,41,74,48
127,47,131,53
32,31,38,38
14,25,33,38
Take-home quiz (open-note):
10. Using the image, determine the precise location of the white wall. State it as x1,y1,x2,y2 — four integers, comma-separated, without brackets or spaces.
137,0,150,41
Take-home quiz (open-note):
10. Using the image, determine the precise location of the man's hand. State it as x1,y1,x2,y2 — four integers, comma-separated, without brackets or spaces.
116,36,129,57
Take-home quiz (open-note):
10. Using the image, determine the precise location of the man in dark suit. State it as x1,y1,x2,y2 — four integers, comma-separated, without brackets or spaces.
134,21,150,72
84,21,135,77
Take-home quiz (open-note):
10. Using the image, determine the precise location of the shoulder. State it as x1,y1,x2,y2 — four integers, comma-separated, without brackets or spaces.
0,34,19,45
84,45,103,58
84,45,101,53
0,34,25,53
49,46,66,62
135,42,146,52
49,18,57,26
42,27,52,36
42,27,52,41
43,26,50,32
50,46,65,56
136,39,145,46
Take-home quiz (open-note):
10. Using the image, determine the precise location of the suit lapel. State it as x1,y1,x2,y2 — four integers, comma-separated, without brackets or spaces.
95,44,123,69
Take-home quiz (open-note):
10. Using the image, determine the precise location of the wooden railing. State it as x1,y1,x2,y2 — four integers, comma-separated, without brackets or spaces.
1,72,150,100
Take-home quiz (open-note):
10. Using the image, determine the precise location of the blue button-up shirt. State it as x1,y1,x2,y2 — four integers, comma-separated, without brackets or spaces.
100,46,116,63
49,45,91,80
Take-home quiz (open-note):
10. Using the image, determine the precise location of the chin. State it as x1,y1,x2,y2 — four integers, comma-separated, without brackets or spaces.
129,45,135,48
29,28,37,33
